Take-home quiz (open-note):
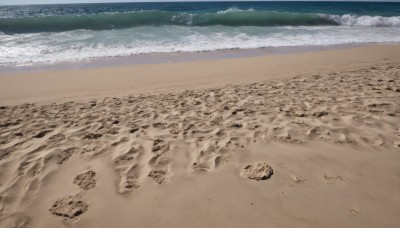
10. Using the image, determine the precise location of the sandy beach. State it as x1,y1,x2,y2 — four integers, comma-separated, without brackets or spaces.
1,45,400,228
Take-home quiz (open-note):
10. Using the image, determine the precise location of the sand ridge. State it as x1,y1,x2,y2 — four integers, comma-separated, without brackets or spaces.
0,62,399,227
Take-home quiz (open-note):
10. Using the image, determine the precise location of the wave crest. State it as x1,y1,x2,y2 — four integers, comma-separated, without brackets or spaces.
1,10,399,34
324,14,400,27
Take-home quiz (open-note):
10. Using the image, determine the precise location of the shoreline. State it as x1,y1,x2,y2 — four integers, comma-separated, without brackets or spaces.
0,43,370,74
1,44,400,106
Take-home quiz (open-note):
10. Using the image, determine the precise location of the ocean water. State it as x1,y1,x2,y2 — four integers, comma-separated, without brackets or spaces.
1,1,400,66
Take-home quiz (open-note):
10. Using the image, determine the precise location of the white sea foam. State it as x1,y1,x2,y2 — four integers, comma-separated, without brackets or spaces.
324,14,400,27
216,8,248,14
1,25,400,66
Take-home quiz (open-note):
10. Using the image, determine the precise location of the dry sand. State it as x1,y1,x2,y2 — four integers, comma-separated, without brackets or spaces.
0,45,400,228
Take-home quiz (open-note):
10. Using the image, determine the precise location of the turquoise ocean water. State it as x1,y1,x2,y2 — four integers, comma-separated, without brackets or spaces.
1,1,400,66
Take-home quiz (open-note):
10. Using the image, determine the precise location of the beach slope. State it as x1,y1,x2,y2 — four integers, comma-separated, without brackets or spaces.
0,45,400,228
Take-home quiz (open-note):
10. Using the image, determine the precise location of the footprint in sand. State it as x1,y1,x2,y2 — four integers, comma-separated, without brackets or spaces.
148,169,168,184
73,170,96,190
117,165,141,194
49,195,88,219
240,162,273,181
152,139,169,153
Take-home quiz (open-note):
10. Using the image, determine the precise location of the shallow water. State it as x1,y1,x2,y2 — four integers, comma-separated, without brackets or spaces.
1,1,399,67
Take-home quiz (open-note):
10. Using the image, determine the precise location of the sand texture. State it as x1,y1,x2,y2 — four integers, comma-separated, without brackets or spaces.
1,50,400,227
1,45,400,106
